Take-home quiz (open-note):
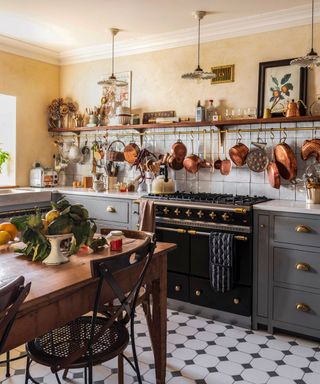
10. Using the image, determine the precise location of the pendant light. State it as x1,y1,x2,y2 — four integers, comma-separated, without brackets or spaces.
182,11,216,80
291,0,320,67
98,28,128,87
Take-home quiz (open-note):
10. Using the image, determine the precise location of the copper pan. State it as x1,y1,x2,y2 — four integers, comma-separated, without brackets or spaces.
171,139,187,162
274,133,297,181
183,135,201,174
229,131,249,167
301,139,320,161
267,132,280,189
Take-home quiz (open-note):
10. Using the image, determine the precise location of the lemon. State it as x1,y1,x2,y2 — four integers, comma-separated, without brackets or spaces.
0,231,11,245
45,210,60,224
0,222,18,241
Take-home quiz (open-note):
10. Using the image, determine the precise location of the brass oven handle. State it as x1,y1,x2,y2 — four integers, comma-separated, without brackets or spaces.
296,263,310,272
296,303,310,312
175,285,182,292
295,225,311,233
195,290,202,297
106,206,116,213
157,227,186,234
187,230,247,241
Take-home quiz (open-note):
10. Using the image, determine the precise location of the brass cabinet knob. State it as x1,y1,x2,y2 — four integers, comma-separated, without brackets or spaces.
209,211,216,219
197,210,204,218
222,213,230,221
175,285,182,292
296,263,310,272
177,229,187,234
185,209,192,217
174,208,181,216
296,303,310,312
163,207,170,215
195,290,202,297
233,298,240,305
295,225,311,233
260,224,265,228
106,206,116,213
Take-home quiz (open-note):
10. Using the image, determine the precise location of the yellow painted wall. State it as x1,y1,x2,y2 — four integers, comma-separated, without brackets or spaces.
61,24,320,117
0,51,59,186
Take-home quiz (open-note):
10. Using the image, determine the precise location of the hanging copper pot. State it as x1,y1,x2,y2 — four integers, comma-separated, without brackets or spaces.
229,131,249,167
274,133,297,181
267,132,280,189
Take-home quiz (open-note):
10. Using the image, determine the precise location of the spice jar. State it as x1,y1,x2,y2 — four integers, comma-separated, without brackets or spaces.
106,230,124,251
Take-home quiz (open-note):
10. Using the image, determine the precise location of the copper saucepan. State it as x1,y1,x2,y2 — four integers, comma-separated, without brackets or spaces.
274,131,297,181
171,139,187,162
301,139,320,162
183,135,201,174
229,131,249,167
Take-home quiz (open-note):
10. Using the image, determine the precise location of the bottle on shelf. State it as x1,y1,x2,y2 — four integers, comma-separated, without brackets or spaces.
206,99,215,122
196,100,205,122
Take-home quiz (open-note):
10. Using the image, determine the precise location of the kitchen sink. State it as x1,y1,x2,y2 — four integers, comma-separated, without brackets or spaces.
0,188,52,208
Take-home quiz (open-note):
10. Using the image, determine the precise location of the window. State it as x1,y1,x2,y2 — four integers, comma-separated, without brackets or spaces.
0,94,16,186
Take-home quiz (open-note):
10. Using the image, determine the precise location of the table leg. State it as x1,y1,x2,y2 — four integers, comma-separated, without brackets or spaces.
149,254,167,384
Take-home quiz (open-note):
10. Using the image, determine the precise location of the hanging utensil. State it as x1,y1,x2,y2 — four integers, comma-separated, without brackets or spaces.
246,127,269,173
229,130,249,167
274,128,297,181
200,129,211,168
267,130,281,189
220,131,232,176
210,129,215,173
214,130,222,170
183,133,201,174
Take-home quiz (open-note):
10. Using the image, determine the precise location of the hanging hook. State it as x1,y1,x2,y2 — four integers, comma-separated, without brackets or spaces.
270,128,275,140
237,129,243,143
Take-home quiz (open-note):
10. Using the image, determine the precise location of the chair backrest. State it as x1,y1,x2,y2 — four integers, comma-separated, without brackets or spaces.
0,276,31,354
54,230,156,370
92,229,156,324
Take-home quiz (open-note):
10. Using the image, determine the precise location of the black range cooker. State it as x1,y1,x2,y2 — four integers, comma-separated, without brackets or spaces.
144,192,269,319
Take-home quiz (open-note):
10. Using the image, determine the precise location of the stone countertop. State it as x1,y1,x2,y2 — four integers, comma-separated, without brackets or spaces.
51,187,143,200
253,200,320,215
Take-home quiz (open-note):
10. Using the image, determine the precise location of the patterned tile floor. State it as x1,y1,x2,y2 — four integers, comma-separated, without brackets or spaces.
1,308,320,384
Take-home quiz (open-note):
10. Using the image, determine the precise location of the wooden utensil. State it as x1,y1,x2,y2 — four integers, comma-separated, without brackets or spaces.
220,131,232,176
214,130,222,170
210,130,215,173
199,130,211,168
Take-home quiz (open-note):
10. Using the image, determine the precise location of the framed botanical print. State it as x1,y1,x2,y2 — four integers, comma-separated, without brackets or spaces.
257,59,308,117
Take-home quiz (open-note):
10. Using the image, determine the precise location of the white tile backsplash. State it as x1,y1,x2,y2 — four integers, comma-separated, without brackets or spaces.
62,123,311,201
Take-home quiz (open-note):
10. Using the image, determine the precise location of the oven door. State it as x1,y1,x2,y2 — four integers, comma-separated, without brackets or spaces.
188,228,252,286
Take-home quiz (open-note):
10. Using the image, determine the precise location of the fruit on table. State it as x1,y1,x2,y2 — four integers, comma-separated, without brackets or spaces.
0,222,18,241
0,231,11,245
45,210,60,224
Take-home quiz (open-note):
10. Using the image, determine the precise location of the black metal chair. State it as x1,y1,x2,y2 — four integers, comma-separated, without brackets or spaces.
0,276,31,377
25,230,156,384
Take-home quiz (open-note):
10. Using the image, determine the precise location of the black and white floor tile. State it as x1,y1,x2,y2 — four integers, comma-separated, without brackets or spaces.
1,308,320,384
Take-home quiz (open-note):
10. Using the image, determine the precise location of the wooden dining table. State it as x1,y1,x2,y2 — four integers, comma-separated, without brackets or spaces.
0,240,176,384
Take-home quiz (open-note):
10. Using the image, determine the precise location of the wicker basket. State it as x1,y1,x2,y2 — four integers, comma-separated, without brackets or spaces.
106,140,125,162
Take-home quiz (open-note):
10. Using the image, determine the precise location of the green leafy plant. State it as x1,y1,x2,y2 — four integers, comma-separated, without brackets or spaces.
0,148,9,173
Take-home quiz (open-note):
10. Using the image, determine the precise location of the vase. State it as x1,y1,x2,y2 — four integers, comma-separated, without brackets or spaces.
43,233,72,265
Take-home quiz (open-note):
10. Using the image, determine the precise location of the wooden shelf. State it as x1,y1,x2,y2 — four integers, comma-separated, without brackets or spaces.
48,115,320,134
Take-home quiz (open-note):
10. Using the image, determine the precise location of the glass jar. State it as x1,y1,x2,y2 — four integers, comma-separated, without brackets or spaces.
106,230,124,251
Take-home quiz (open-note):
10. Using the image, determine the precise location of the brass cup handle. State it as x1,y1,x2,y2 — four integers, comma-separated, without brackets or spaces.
296,263,310,272
296,303,310,312
175,285,182,292
195,290,202,297
106,206,116,213
295,225,311,233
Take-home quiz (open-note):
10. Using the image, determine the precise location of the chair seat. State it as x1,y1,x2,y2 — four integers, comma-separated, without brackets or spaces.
26,316,129,370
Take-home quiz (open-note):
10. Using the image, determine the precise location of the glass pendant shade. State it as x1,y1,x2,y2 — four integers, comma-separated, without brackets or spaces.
290,0,320,68
182,11,216,81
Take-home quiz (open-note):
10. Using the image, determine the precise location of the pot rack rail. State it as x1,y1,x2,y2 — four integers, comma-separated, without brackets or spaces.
51,125,320,140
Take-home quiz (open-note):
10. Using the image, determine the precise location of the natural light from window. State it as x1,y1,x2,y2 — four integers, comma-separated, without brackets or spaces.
0,94,16,186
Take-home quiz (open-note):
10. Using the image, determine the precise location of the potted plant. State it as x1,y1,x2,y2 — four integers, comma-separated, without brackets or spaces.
0,148,9,173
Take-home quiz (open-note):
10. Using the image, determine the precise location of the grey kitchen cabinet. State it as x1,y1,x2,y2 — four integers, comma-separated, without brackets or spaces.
253,210,320,338
56,193,139,231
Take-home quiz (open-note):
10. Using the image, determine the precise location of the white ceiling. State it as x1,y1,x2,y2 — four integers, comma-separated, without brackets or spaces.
0,0,319,64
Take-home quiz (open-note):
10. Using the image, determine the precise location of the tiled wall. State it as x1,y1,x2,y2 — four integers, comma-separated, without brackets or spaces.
62,121,317,201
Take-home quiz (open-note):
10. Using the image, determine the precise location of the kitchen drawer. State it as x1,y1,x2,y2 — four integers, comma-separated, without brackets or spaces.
168,272,189,302
274,287,320,330
96,220,129,232
274,215,320,247
64,195,129,224
274,247,320,290
189,277,251,316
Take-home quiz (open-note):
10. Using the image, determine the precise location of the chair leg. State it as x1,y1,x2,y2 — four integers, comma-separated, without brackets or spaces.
54,372,62,384
130,313,142,384
62,369,69,379
84,366,88,384
118,354,124,384
6,351,10,377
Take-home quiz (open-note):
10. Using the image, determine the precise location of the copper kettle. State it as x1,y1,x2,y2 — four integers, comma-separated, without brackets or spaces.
284,99,300,118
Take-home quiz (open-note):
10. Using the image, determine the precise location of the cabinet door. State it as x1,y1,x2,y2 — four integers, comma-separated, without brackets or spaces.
156,227,189,273
255,214,269,318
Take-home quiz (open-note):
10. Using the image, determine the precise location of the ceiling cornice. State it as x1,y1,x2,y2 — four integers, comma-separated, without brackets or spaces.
0,4,319,66
0,34,60,65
